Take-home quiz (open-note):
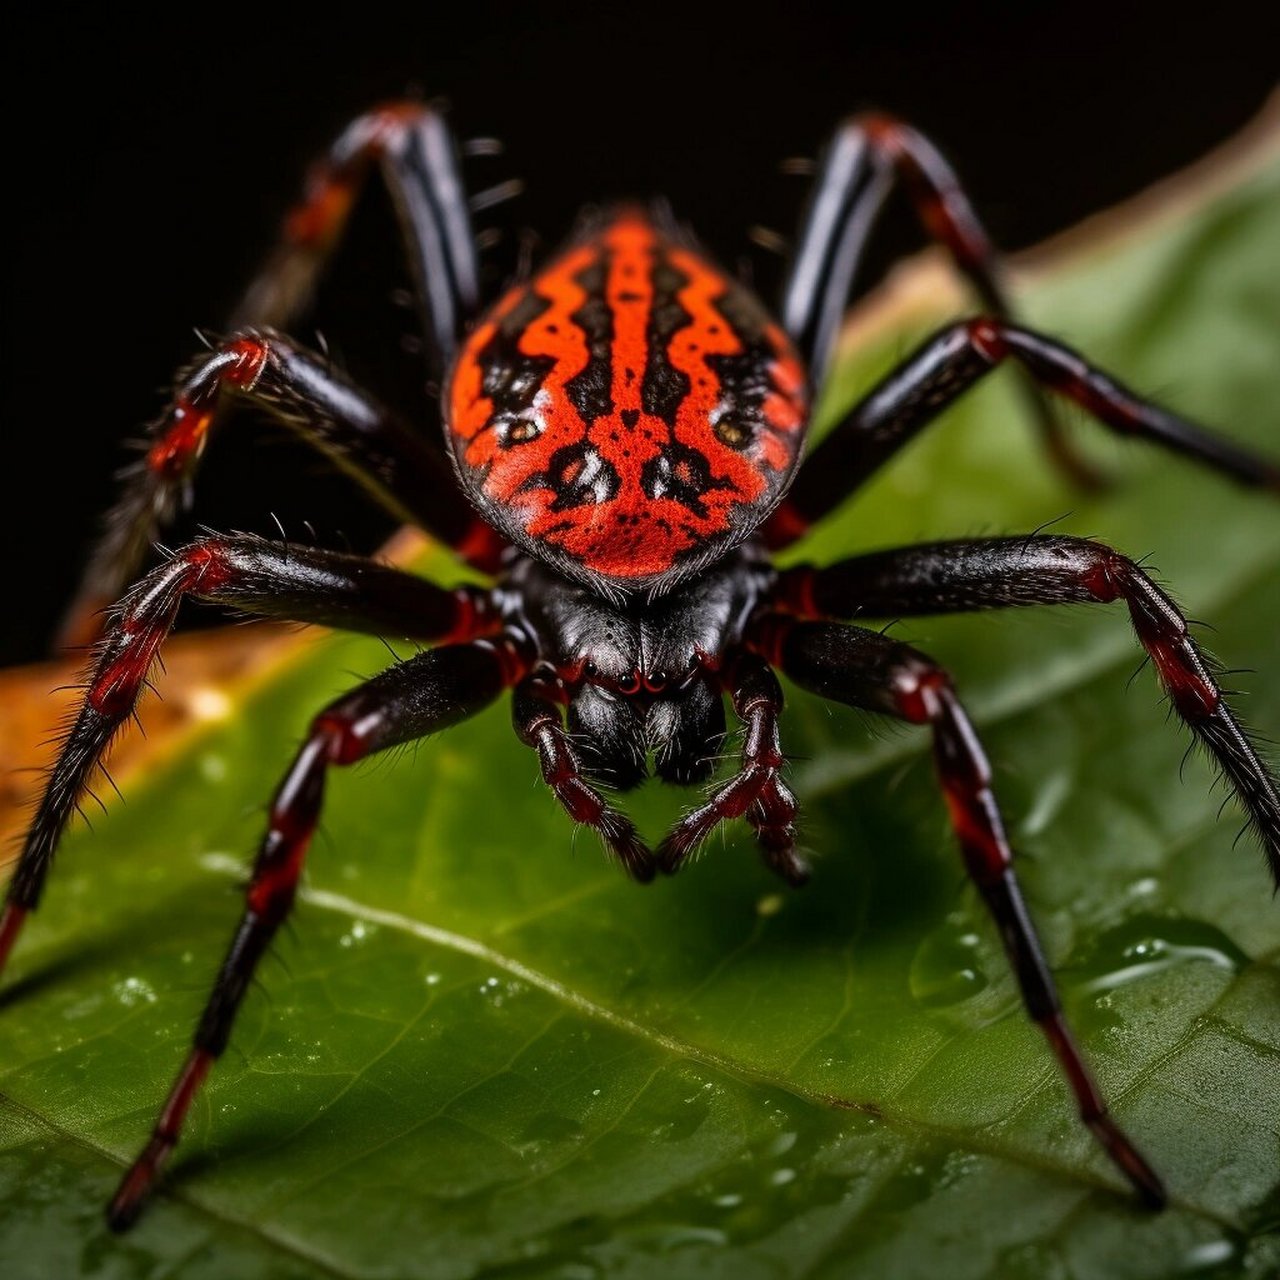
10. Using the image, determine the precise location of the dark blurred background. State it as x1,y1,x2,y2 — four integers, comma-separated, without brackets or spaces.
3,3,1276,666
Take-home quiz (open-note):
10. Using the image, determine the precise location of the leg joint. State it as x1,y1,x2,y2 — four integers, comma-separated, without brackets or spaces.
1078,544,1131,604
148,339,272,478
965,315,1008,362
891,661,952,725
309,710,377,766
86,539,234,716
286,102,434,248
177,333,273,405
851,110,906,154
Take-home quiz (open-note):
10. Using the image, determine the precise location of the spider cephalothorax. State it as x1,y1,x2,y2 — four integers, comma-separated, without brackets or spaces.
504,549,770,788
3,102,1278,1232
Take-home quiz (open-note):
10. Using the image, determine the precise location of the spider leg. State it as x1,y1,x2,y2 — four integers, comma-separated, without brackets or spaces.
751,614,1166,1207
773,535,1280,886
106,636,525,1230
765,318,1280,547
232,101,482,383
512,674,656,882
1,534,499,977
781,113,1091,483
658,653,808,886
63,331,504,645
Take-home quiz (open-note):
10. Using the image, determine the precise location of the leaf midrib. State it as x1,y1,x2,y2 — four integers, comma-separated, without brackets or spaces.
191,849,1260,1230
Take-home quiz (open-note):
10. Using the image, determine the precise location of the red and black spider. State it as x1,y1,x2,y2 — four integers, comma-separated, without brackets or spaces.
2,103,1278,1230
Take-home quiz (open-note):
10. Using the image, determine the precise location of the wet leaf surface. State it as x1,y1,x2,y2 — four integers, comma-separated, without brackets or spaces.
2,141,1278,1279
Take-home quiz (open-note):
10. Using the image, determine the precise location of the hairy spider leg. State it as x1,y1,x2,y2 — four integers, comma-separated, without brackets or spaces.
0,535,498,976
657,653,807,886
772,535,1280,886
61,101,506,646
107,636,529,1230
766,318,1280,546
779,112,1091,483
513,673,657,881
63,332,505,645
753,615,1166,1207
233,101,483,383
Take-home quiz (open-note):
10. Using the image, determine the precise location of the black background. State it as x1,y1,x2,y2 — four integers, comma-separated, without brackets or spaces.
3,3,1276,666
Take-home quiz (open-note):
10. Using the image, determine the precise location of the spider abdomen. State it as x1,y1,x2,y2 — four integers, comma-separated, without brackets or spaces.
447,208,808,594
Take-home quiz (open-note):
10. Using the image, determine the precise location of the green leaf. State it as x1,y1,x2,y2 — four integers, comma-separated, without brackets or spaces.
3,151,1279,1280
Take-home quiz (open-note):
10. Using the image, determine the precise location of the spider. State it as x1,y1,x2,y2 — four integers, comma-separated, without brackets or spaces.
2,102,1278,1232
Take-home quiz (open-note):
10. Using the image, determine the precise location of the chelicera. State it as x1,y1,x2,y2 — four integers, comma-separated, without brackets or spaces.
3,103,1278,1229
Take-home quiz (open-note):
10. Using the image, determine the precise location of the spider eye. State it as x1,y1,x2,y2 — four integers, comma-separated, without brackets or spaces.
498,417,543,447
714,417,754,450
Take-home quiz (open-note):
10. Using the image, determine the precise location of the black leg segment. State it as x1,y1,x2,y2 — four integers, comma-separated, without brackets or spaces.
781,114,1096,485
233,101,483,383
755,615,1166,1207
65,331,503,643
768,318,1280,544
775,535,1280,887
782,114,1007,388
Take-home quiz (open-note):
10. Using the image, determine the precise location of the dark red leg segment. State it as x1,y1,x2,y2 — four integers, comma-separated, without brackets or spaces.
512,675,656,882
1,534,497,976
233,101,484,382
756,615,1166,1206
65,331,503,644
774,535,1280,886
107,638,523,1229
657,654,807,885
767,318,1280,545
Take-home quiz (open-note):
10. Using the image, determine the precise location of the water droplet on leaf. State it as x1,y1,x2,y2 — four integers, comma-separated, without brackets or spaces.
909,917,989,1007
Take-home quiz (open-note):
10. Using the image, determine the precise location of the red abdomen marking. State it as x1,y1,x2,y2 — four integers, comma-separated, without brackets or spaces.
447,209,808,592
